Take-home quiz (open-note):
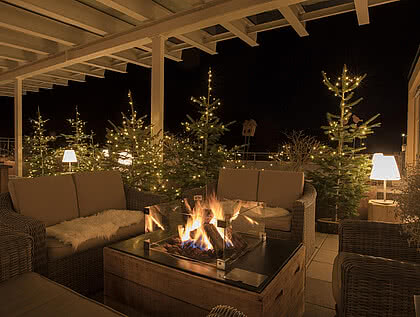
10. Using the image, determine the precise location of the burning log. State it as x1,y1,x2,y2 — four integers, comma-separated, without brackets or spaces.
203,209,214,224
204,224,224,254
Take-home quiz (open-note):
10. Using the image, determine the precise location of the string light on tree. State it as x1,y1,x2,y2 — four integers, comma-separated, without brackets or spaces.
309,65,381,221
59,106,103,173
24,107,56,177
166,67,238,193
104,90,167,192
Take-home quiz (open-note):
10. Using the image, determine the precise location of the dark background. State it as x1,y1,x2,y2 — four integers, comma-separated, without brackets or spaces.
0,0,419,153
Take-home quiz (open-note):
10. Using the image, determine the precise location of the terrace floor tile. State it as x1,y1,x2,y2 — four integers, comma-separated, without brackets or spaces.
307,261,333,282
303,303,336,317
305,277,336,309
313,249,337,265
321,236,339,252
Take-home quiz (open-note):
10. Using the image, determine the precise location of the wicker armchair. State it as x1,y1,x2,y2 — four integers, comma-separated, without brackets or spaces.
0,226,33,283
334,220,420,317
207,305,247,317
0,185,165,295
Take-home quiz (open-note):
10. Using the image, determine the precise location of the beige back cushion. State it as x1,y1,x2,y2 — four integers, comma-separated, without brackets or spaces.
8,175,79,226
217,168,259,201
257,170,304,209
72,171,126,217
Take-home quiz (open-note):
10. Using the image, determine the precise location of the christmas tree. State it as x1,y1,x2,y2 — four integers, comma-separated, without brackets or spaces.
104,90,166,192
24,107,57,177
179,68,235,187
162,133,204,196
308,65,380,220
59,106,103,172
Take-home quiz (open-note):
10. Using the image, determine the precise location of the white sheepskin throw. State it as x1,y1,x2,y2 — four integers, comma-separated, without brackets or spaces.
46,209,144,249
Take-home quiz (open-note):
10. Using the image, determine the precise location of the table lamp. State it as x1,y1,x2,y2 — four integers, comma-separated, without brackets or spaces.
370,154,400,204
62,149,77,172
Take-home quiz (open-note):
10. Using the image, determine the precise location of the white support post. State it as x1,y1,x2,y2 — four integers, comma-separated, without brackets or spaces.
151,35,165,156
14,78,23,177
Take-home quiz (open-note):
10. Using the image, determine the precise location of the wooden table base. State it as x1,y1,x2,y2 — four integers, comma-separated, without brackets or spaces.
104,245,305,317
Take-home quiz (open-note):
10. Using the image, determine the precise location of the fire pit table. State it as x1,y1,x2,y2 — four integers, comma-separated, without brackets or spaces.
104,199,305,316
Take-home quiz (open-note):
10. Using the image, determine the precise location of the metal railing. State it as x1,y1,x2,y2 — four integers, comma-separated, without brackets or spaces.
232,151,278,162
0,137,14,158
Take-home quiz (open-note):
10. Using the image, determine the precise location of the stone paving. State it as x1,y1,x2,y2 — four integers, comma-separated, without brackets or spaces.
304,232,338,317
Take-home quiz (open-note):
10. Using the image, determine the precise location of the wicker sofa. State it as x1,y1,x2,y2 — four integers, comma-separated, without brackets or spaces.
0,226,126,316
0,171,165,295
183,168,317,263
332,220,420,316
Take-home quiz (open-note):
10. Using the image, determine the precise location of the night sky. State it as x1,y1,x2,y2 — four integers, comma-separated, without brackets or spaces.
0,0,419,154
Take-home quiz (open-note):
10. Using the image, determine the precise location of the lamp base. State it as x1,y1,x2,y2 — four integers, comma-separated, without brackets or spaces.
370,199,396,205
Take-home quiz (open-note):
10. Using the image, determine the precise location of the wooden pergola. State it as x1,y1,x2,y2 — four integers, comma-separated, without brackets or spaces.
406,45,420,166
0,0,398,176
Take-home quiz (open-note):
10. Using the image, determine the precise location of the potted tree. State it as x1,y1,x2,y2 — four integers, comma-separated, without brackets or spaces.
308,65,380,233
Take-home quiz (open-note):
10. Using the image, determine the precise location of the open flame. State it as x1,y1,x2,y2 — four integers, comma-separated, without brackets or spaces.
178,195,259,251
145,205,165,233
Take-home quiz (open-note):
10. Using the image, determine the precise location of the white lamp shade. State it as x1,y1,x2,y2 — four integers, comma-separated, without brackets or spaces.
372,153,383,164
62,150,77,163
370,155,400,181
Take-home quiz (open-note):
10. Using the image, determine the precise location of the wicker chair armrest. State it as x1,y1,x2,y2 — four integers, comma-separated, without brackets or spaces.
124,185,168,211
290,183,316,238
294,182,317,210
339,252,420,317
0,227,33,283
0,192,46,275
339,220,420,263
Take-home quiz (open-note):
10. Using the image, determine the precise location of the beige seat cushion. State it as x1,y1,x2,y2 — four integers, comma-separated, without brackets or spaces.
72,171,126,217
0,272,125,316
257,170,304,210
8,175,79,226
46,218,144,261
217,168,259,201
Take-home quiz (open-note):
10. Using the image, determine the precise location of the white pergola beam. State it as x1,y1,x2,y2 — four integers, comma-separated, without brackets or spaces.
0,46,39,63
221,20,258,47
45,71,86,82
4,83,43,91
64,65,105,78
0,87,28,94
0,2,97,46
22,80,53,89
249,0,398,34
0,0,351,83
30,75,68,86
97,0,218,55
354,0,370,25
177,33,217,55
138,43,183,62
161,0,305,37
4,86,37,93
0,59,18,70
14,78,23,177
109,51,152,68
4,0,133,36
83,57,127,73
278,5,308,37
151,35,165,145
95,0,150,22
0,28,61,55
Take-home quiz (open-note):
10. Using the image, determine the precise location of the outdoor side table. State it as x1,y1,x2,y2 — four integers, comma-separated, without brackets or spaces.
368,200,400,223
